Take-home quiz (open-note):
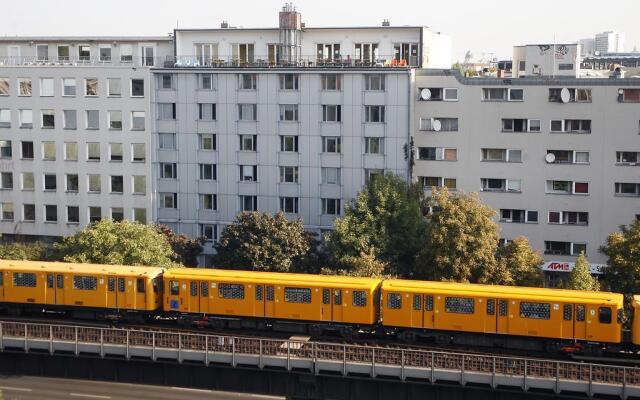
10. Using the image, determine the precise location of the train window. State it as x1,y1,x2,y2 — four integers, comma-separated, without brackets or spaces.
353,291,367,307
13,272,36,287
499,300,508,316
255,285,263,300
266,286,274,301
486,299,495,315
169,280,179,295
47,274,54,289
57,274,64,289
200,282,209,297
190,282,198,297
334,289,342,305
219,283,245,299
445,297,474,314
520,302,550,320
563,304,572,321
108,277,115,292
322,289,330,305
137,278,145,294
425,295,433,311
387,293,402,309
413,294,421,311
576,305,585,321
118,278,125,292
153,278,161,294
598,307,611,324
73,276,98,291
285,287,312,303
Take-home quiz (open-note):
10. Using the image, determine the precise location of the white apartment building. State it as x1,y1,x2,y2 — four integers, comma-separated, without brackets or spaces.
0,37,173,239
513,44,580,78
413,69,640,285
595,31,625,54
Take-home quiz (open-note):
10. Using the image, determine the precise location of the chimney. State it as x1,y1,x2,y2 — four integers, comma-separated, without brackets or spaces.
382,19,390,27
221,21,229,29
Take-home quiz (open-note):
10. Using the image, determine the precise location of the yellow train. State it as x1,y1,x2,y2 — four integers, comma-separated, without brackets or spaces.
0,259,635,354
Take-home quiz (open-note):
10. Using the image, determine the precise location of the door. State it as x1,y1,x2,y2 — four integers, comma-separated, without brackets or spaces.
332,289,343,323
0,271,4,302
585,304,597,340
116,277,127,309
410,294,423,328
188,281,199,313
561,304,574,339
321,288,332,321
423,295,434,329
55,274,65,305
46,273,55,305
142,46,154,66
265,285,275,317
106,277,117,309
135,278,147,311
199,281,209,314
254,284,265,317
166,279,185,312
484,298,497,333
497,299,509,334
574,304,587,340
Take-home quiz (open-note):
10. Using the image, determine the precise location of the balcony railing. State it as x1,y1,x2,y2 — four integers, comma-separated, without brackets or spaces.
166,55,419,69
0,56,164,68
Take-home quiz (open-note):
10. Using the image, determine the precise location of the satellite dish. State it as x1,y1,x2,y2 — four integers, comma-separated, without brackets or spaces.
545,153,556,163
420,88,432,100
560,88,571,103
432,119,442,132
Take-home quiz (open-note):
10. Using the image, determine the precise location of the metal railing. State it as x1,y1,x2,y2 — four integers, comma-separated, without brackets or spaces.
166,55,419,69
0,56,164,68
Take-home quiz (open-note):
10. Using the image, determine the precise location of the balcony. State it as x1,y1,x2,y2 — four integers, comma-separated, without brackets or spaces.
0,56,163,68
166,55,416,69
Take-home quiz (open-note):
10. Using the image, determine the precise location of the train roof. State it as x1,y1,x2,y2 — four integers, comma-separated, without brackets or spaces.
164,268,382,289
0,260,164,277
382,279,623,306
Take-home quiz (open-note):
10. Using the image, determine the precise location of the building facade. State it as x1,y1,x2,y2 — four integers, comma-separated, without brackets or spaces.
595,31,625,54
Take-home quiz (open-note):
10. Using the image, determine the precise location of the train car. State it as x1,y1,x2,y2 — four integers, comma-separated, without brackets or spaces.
381,279,623,352
633,296,640,349
163,268,381,335
0,260,164,321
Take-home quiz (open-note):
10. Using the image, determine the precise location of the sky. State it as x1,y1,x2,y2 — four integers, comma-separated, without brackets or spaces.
2,0,638,62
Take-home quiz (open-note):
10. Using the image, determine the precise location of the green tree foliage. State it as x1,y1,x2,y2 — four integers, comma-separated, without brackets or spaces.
567,252,600,291
416,187,499,282
56,220,174,267
601,220,640,299
214,212,313,272
322,247,388,278
325,173,425,276
156,225,204,267
0,241,54,261
495,236,544,287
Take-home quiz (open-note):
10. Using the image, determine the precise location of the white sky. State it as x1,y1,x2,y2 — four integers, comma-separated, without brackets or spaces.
2,0,638,62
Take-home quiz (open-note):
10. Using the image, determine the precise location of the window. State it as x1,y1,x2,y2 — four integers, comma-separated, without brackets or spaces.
200,224,217,241
0,78,8,96
18,78,32,96
199,194,217,210
365,75,385,91
279,74,299,90
78,45,91,60
158,133,176,150
120,44,133,62
86,110,99,129
23,204,35,222
0,140,11,158
284,287,311,303
238,104,257,121
45,204,57,222
445,297,474,314
21,141,33,159
619,89,640,103
548,211,589,225
64,142,77,161
132,176,146,194
549,88,592,103
322,136,341,153
13,272,36,287
238,165,257,182
136,278,145,294
169,281,180,296
550,119,591,134
500,209,538,223
131,111,145,131
158,103,176,120
111,207,124,222
88,175,101,193
354,43,379,63
107,78,121,96
576,305,585,322
199,163,216,180
110,176,123,193
1,203,13,221
322,167,340,185
322,105,341,122
87,143,100,161
480,178,521,193
41,110,55,128
0,109,9,127
545,180,589,195
57,45,70,61
544,241,586,256
0,172,13,189
387,293,402,309
599,307,612,324
44,174,57,191
133,208,147,224
280,197,299,214
85,78,98,96
89,206,101,223
365,105,385,123
279,104,298,121
481,148,521,162
322,198,341,215
73,276,98,291
21,172,34,190
40,78,54,97
109,143,123,161
20,109,32,128
159,74,173,89
66,174,79,192
321,74,341,90
238,74,257,90
615,182,640,196
280,135,298,152
487,299,495,315
418,87,459,101
130,79,144,97
199,73,214,90
363,137,383,155
419,117,459,132
279,166,299,183
520,302,550,320
219,283,245,299
240,195,258,212
63,110,76,129
198,103,216,120
617,152,640,165
482,88,523,101
417,147,456,161
501,118,540,133
546,150,589,164
132,143,145,162
67,206,80,224
425,295,434,311
199,134,215,150
108,111,122,130
160,192,178,209
160,163,177,179
413,294,422,310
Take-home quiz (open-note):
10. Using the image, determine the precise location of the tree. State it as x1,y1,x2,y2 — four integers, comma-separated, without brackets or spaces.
0,241,54,261
567,252,600,291
56,220,174,267
325,173,425,276
415,187,499,283
322,247,388,278
156,225,204,267
495,236,544,287
600,220,640,299
214,212,313,272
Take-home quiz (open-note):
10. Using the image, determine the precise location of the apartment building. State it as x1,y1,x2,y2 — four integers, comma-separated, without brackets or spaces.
0,37,173,239
413,69,640,284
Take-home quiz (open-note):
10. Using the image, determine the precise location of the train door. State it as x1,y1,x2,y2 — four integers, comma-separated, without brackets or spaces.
166,279,187,312
561,304,574,339
332,289,343,323
574,304,587,340
423,295,434,329
116,277,127,309
55,274,65,305
0,271,4,302
410,294,423,328
265,285,275,318
484,298,497,333
585,304,597,340
321,288,332,321
497,299,509,334
135,278,147,311
254,284,264,317
199,281,210,313
45,273,55,305
106,277,117,309
187,281,199,313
